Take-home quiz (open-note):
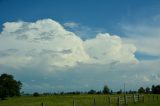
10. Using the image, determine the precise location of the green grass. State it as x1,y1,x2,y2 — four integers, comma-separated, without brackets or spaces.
0,94,160,106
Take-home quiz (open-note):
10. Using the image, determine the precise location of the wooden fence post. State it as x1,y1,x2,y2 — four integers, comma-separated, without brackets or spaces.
117,96,120,106
124,95,127,105
93,98,96,106
41,102,44,106
73,99,75,106
133,94,136,103
108,96,111,106
142,95,144,103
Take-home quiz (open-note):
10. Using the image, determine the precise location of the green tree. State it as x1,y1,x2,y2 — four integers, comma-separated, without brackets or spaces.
145,87,150,94
117,89,122,94
152,85,155,93
33,92,40,97
103,85,110,94
138,87,145,94
88,89,96,94
0,73,22,100
154,85,160,94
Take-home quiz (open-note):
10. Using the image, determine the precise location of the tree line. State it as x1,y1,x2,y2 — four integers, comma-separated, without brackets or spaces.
0,73,160,99
138,85,160,94
33,84,160,97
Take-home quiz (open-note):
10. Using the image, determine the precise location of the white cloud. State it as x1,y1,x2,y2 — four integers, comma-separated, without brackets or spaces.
0,19,137,69
63,22,79,28
84,33,138,64
0,19,91,68
3,22,24,33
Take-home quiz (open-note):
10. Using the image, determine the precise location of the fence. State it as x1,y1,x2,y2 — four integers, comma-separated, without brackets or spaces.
39,94,159,106
108,94,144,106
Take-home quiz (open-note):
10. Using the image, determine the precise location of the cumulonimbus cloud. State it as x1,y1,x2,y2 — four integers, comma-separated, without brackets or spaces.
0,19,138,69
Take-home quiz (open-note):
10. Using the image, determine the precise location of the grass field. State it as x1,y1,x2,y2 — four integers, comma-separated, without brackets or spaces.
0,94,160,106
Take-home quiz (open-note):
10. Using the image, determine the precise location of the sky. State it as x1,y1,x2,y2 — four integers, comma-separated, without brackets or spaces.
0,0,160,93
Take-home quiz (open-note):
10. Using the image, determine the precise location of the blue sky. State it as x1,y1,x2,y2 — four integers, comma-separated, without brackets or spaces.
0,0,160,93
1,0,160,34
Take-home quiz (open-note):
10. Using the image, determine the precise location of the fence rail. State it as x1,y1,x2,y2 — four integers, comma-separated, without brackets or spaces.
39,94,159,106
108,94,145,106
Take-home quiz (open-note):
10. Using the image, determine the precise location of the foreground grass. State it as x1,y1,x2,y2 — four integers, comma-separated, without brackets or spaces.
0,94,160,106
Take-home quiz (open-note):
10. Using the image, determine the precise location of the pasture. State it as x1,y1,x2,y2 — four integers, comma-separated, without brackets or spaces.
0,94,160,106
